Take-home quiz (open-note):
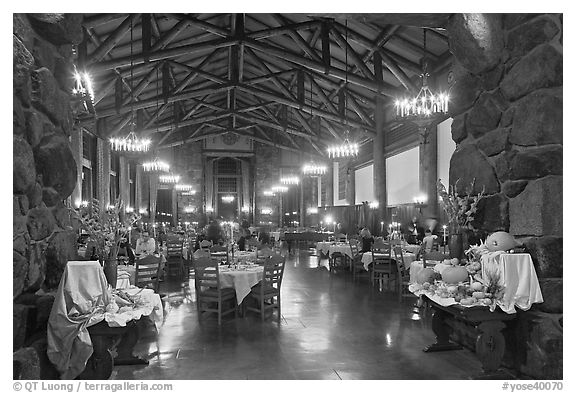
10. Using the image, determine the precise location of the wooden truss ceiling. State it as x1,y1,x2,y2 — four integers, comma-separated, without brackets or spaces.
77,13,452,155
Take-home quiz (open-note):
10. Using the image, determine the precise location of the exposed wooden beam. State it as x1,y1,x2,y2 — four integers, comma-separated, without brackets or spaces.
89,37,239,73
89,14,141,63
271,14,322,63
165,13,230,37
83,14,127,28
330,28,375,80
247,20,320,40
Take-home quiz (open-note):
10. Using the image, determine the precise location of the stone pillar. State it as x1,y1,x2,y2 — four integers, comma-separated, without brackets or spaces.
299,181,305,227
325,163,333,207
241,159,250,212
418,125,438,219
135,165,143,212
171,188,177,226
374,95,388,232
149,175,158,224
205,157,214,213
70,126,82,206
118,156,130,208
345,162,355,206
96,138,110,210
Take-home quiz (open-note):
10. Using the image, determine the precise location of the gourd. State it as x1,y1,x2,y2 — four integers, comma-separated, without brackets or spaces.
416,268,435,284
441,266,469,284
485,231,520,252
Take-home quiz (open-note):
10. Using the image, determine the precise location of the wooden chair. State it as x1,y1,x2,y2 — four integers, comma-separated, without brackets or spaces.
193,255,237,325
422,250,448,268
199,240,213,251
393,246,412,302
246,255,286,322
135,255,162,292
210,244,229,264
370,241,396,290
349,239,367,281
165,238,185,279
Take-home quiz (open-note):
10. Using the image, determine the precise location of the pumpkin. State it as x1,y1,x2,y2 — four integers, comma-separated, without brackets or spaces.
441,266,469,284
416,268,435,284
485,231,520,252
470,282,484,292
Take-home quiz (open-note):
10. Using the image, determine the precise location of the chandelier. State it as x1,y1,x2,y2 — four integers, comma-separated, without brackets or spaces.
109,19,151,154
110,131,151,153
395,29,449,129
221,195,235,203
327,20,359,160
280,176,299,185
175,184,193,191
271,185,288,193
302,163,327,176
142,157,170,173
159,174,181,184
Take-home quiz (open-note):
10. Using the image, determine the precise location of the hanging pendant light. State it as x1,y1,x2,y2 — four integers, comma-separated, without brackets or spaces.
110,17,150,153
327,20,359,160
395,29,449,128
159,173,181,184
142,155,170,173
302,163,327,176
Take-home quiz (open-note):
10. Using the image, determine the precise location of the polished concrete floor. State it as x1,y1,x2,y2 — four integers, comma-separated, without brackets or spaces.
112,248,484,380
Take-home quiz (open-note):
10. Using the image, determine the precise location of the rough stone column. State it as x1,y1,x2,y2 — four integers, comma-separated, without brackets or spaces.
135,164,143,212
118,156,130,208
373,95,388,232
70,126,82,206
96,138,110,210
149,175,158,224
418,125,438,219
299,181,305,227
171,188,177,226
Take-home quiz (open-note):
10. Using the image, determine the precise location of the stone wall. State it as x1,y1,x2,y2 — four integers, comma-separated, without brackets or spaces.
254,143,280,226
447,13,562,379
13,13,83,378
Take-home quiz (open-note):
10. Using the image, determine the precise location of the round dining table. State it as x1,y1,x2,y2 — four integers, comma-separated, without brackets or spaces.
219,265,264,304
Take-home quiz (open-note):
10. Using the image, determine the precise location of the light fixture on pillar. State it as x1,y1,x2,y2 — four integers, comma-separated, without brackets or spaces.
72,65,95,113
394,29,449,129
109,18,150,154
413,195,428,213
302,163,327,176
327,20,359,160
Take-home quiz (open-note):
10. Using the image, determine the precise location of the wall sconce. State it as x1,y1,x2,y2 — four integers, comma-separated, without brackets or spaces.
307,207,318,214
241,206,250,213
206,207,214,213
369,201,379,209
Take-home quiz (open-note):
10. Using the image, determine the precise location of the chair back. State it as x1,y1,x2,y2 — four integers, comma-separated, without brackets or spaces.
262,255,286,289
210,244,229,263
373,237,387,250
135,255,161,291
166,238,184,258
199,239,213,250
193,255,221,293
393,246,410,281
422,250,447,268
349,238,360,258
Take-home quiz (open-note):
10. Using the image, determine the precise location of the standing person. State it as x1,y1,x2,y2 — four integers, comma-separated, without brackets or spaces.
135,230,157,257
359,227,374,253
406,216,424,244
421,229,438,253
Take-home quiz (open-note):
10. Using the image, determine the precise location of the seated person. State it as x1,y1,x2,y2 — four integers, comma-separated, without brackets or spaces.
135,231,157,258
117,233,135,264
420,229,438,254
359,227,374,253
237,228,249,251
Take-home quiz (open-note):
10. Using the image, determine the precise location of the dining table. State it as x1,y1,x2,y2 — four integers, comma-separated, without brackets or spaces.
316,242,352,259
219,264,264,304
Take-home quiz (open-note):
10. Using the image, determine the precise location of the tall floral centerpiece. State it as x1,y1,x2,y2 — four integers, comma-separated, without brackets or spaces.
78,198,141,287
437,179,485,259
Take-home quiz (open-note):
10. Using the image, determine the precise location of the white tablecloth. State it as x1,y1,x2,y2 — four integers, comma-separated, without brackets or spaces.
220,266,264,304
481,252,543,314
233,251,257,263
117,265,135,288
316,242,353,258
362,252,417,271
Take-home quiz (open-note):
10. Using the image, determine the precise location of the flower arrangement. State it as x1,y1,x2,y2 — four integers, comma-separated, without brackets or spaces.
437,179,486,233
78,198,141,261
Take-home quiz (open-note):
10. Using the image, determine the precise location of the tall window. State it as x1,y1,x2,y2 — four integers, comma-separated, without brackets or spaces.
215,157,240,220
110,153,120,202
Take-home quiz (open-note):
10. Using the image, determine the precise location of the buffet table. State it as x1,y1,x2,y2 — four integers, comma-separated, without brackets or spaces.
47,261,163,380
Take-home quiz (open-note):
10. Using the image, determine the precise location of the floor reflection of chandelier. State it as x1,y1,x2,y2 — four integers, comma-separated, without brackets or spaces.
142,157,169,173
159,174,181,184
110,130,151,153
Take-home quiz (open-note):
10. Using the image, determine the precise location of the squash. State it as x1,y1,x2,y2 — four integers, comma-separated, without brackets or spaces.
485,231,520,252
441,266,469,284
416,268,435,284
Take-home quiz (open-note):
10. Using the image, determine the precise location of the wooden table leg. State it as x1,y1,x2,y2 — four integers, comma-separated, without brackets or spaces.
474,320,507,375
113,320,149,365
423,307,463,352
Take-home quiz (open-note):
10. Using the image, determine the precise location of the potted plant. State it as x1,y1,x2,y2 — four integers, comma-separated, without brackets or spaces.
437,179,485,259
